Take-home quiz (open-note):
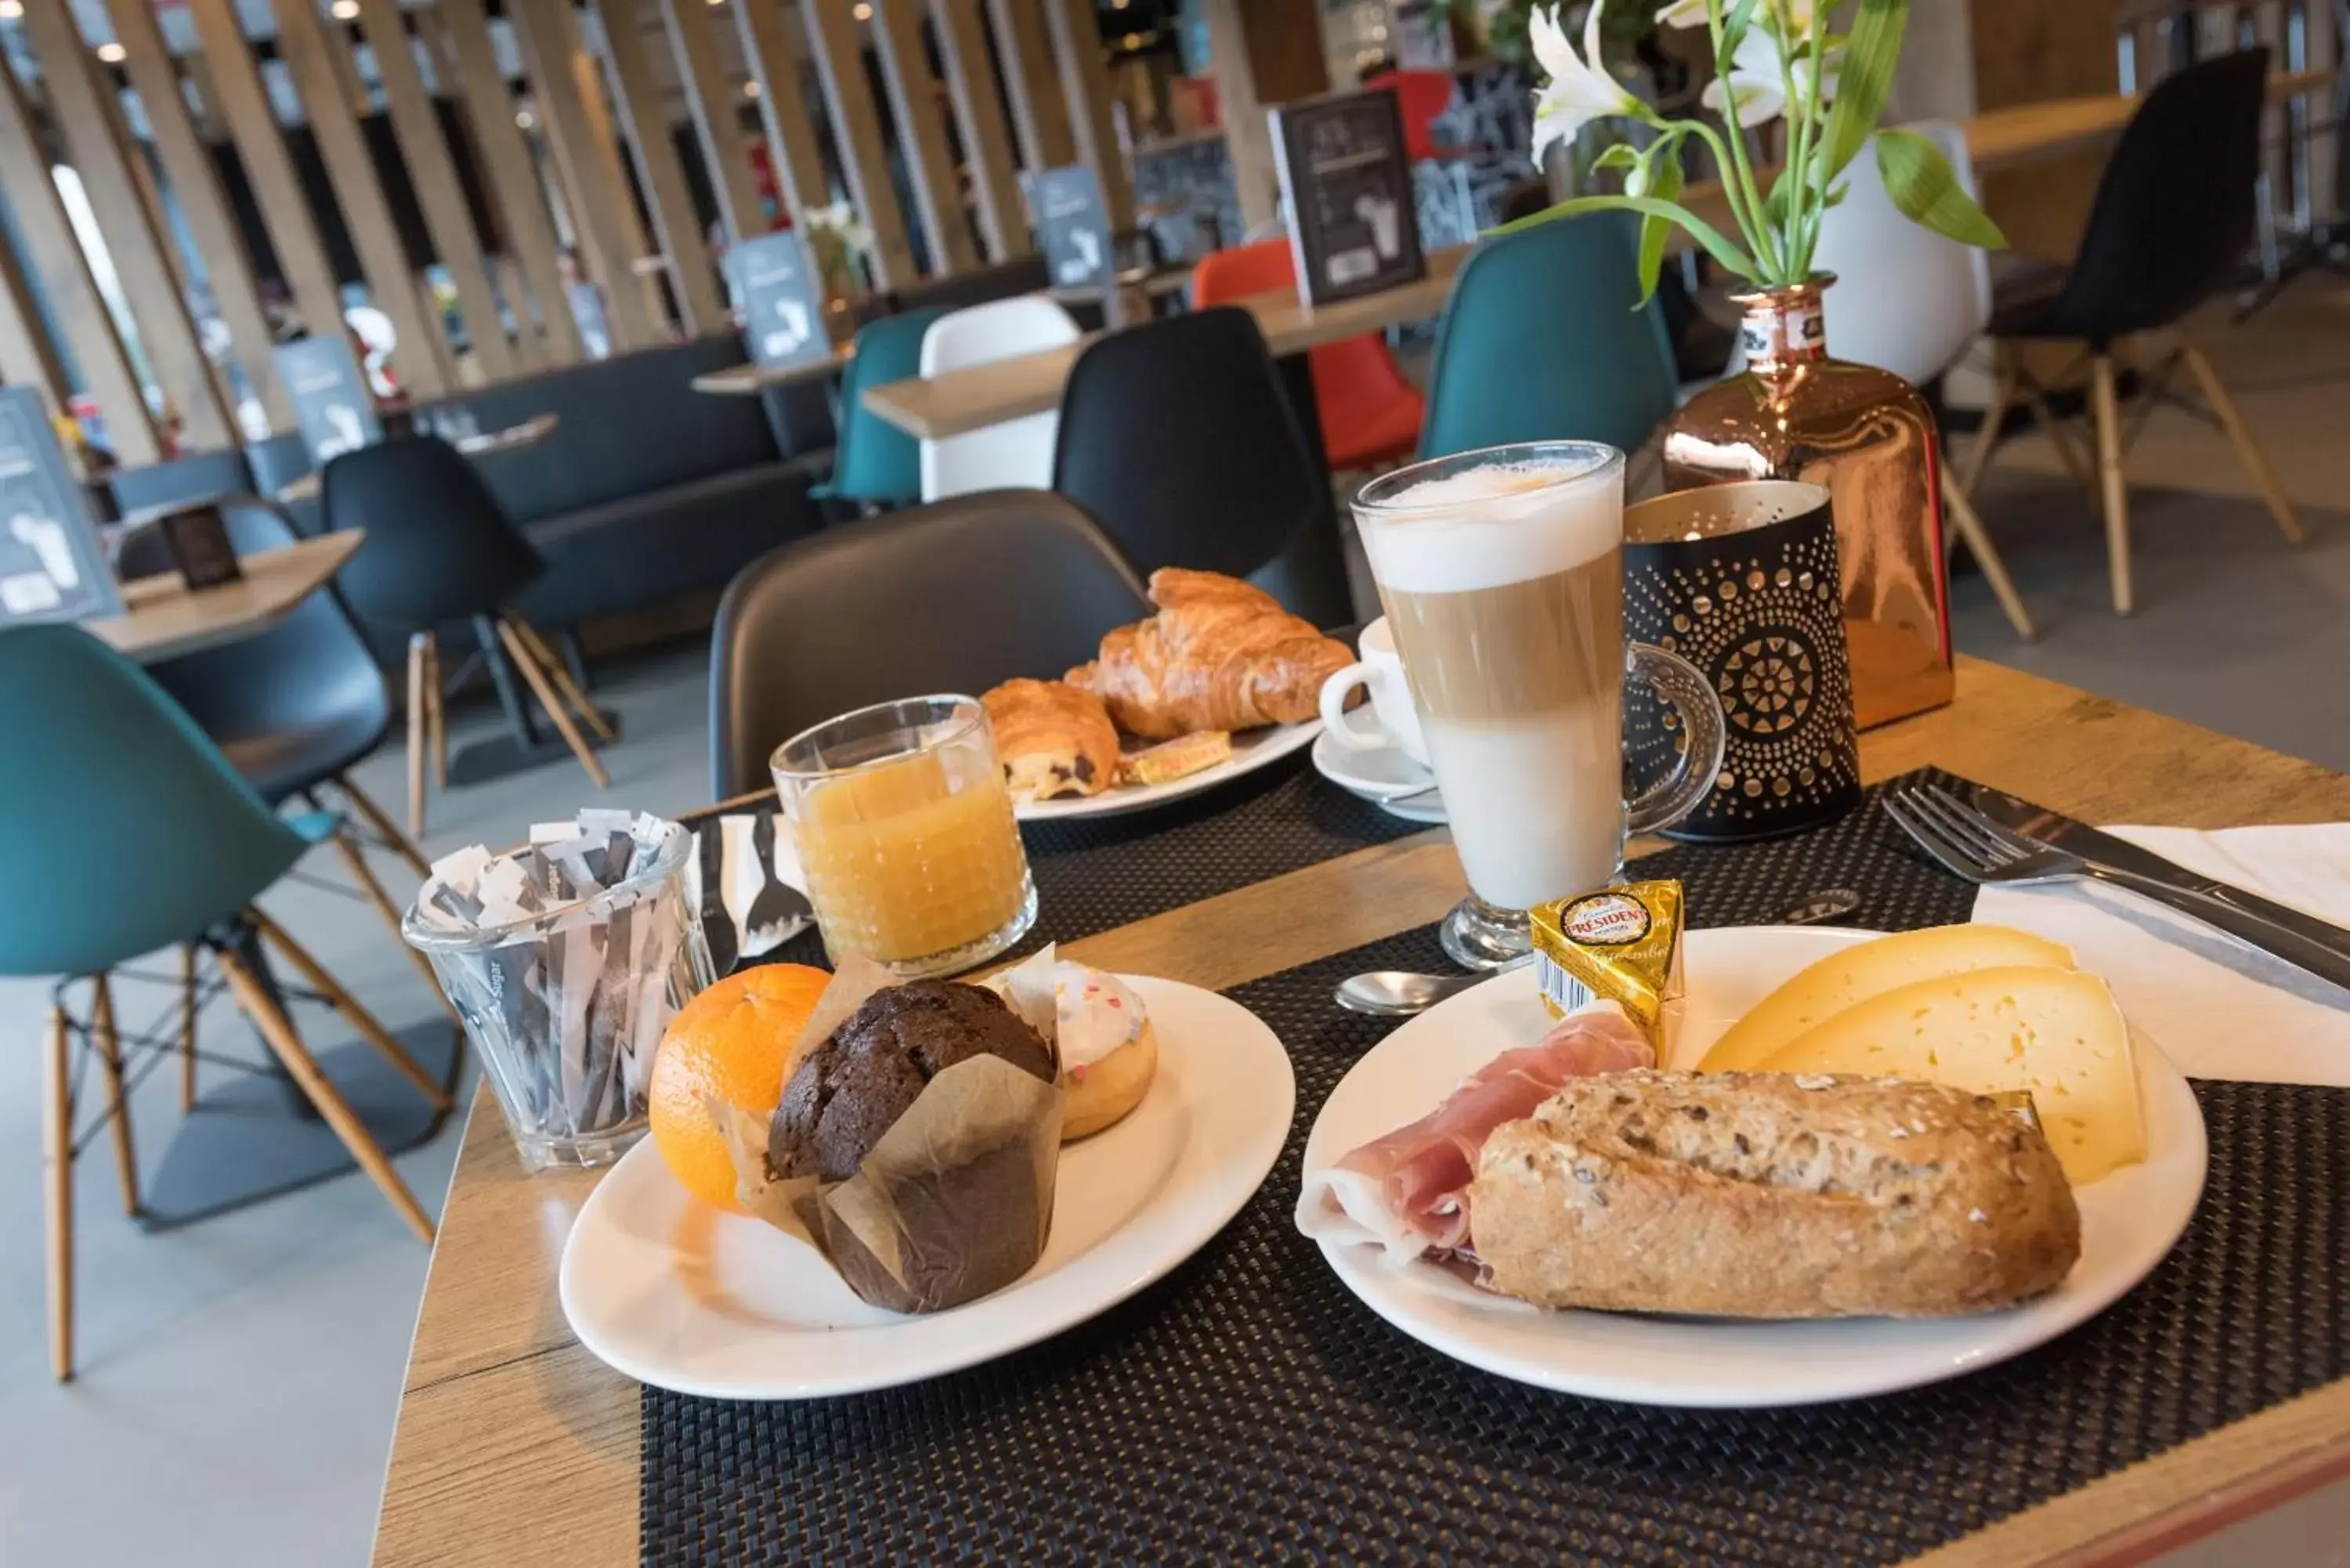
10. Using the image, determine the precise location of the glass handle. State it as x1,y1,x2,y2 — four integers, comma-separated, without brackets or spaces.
1624,642,1726,836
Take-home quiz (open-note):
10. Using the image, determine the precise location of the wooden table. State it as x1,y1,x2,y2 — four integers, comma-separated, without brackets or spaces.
862,247,1467,441
373,656,2350,1568
273,414,564,502
85,531,363,663
689,351,850,397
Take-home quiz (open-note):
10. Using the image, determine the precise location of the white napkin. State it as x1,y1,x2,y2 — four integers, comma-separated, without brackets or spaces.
1972,825,2350,1086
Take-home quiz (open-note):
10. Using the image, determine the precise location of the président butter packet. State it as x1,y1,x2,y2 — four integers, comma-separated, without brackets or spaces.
1531,880,1686,1053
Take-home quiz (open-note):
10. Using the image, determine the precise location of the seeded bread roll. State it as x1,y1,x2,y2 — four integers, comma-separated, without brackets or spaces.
1469,1071,2082,1318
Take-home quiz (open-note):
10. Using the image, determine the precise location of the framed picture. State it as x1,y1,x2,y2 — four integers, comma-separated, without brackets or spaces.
0,387,120,627
275,334,382,468
1271,89,1425,307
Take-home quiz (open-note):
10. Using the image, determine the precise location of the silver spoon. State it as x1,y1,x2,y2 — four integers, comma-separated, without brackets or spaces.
1332,887,1864,1017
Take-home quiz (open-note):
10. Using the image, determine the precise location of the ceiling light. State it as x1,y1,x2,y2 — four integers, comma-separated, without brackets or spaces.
851,2,871,17
515,109,536,128
743,80,761,97
95,42,126,62
0,2,26,18
1120,31,1141,48
330,0,359,16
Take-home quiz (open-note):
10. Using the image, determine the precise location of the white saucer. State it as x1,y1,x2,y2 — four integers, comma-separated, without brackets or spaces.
1301,926,2208,1408
560,975,1295,1399
1311,730,1445,824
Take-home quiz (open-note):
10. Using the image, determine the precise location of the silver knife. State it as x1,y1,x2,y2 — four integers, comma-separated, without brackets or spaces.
1957,779,2350,992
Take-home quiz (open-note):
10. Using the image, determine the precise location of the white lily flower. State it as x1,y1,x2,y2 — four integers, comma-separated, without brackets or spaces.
1656,0,1819,28
1700,23,1839,127
1529,2,1641,161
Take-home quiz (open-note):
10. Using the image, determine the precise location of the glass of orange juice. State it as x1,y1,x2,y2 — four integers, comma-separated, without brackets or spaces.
772,694,1037,977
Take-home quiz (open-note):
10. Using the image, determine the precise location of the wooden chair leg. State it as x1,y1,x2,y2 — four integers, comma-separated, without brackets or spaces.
179,944,197,1113
88,976,137,1217
2019,382,2100,511
324,829,461,1028
1961,352,2017,496
44,1004,74,1382
405,633,429,840
249,911,453,1111
1939,467,2035,641
335,773,432,879
510,618,615,743
2088,353,2134,615
216,944,435,1243
423,634,448,791
2179,341,2307,546
494,618,610,789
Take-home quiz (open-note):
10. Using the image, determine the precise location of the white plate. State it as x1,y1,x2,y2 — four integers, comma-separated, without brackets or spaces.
1309,731,1447,824
559,975,1295,1399
1016,721,1321,821
1301,926,2208,1408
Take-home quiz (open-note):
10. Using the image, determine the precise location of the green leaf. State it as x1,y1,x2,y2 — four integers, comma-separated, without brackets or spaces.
1634,139,1688,302
1493,193,1759,282
1874,128,2009,248
1717,0,1762,70
1818,0,1909,182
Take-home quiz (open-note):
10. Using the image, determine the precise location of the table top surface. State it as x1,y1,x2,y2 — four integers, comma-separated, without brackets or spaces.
86,529,362,663
373,656,2350,1568
273,414,562,501
689,352,851,396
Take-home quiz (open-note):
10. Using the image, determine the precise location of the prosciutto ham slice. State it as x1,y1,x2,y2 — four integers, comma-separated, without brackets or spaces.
1295,1003,1654,1266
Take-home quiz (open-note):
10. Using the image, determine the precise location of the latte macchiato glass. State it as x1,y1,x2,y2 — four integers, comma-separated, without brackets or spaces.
1352,442,1727,967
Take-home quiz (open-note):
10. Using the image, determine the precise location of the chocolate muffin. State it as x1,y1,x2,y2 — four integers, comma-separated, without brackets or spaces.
768,980,1055,1182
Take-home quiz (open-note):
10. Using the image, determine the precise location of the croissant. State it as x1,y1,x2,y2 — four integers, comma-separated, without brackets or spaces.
982,678,1119,799
1067,569,1353,740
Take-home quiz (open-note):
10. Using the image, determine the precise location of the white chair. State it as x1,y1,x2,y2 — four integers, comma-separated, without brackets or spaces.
917,297,1083,501
1810,120,2035,639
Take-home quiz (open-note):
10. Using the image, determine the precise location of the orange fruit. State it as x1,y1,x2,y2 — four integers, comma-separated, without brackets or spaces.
648,963,831,1213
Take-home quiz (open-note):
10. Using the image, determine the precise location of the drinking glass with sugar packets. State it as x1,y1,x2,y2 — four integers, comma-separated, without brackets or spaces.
404,809,714,1171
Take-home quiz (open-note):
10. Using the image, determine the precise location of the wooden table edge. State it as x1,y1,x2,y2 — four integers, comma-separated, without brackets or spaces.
90,530,364,660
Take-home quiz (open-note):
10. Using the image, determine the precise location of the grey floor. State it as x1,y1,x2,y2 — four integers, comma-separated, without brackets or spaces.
5,286,2348,1566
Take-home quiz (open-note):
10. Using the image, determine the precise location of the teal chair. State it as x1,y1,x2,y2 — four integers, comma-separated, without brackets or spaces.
1418,213,1681,461
810,305,949,510
0,624,441,1380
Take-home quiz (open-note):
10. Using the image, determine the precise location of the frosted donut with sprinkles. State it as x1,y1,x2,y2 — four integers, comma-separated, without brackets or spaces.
1047,961,1159,1140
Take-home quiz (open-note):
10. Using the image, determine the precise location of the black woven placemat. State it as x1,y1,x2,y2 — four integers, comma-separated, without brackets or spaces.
710,753,1429,972
645,773,2347,1566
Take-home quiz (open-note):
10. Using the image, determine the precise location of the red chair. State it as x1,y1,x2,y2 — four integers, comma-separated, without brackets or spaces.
1365,70,1459,164
1191,239,1426,471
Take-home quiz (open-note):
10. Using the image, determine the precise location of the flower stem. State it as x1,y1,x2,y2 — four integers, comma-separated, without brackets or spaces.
1706,0,1784,280
1771,0,1811,277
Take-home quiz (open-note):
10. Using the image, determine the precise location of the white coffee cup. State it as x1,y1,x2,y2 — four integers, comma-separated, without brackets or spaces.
1318,617,1427,764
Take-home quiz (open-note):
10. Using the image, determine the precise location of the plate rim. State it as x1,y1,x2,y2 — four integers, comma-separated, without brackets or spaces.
1301,925,2211,1408
558,974,1296,1400
1014,720,1321,821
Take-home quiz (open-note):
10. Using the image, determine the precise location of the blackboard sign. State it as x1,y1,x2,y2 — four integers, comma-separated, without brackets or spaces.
730,231,830,369
1031,166,1114,290
0,387,119,626
1271,90,1424,306
275,335,381,467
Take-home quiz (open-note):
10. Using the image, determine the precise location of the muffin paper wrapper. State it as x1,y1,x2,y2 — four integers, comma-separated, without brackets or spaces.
712,949,1065,1313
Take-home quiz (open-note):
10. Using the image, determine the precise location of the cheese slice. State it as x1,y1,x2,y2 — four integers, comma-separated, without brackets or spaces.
1757,965,2145,1185
1698,923,2077,1072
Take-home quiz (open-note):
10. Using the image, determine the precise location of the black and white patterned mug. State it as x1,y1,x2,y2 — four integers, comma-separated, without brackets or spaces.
1622,480,1862,842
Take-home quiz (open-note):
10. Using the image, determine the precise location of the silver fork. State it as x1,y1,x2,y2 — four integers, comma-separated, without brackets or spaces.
1882,783,2350,992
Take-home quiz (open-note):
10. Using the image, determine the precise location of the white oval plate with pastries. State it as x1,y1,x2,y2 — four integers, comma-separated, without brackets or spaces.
560,975,1294,1400
1300,926,2207,1408
1016,719,1322,822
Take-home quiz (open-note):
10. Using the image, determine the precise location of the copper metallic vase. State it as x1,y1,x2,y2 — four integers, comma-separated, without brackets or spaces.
1661,277,1954,729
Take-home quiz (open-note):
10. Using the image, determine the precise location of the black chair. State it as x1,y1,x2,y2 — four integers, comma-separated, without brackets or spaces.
1050,306,1353,626
244,432,320,534
1966,49,2304,614
114,500,459,1024
322,435,612,831
708,490,1150,798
